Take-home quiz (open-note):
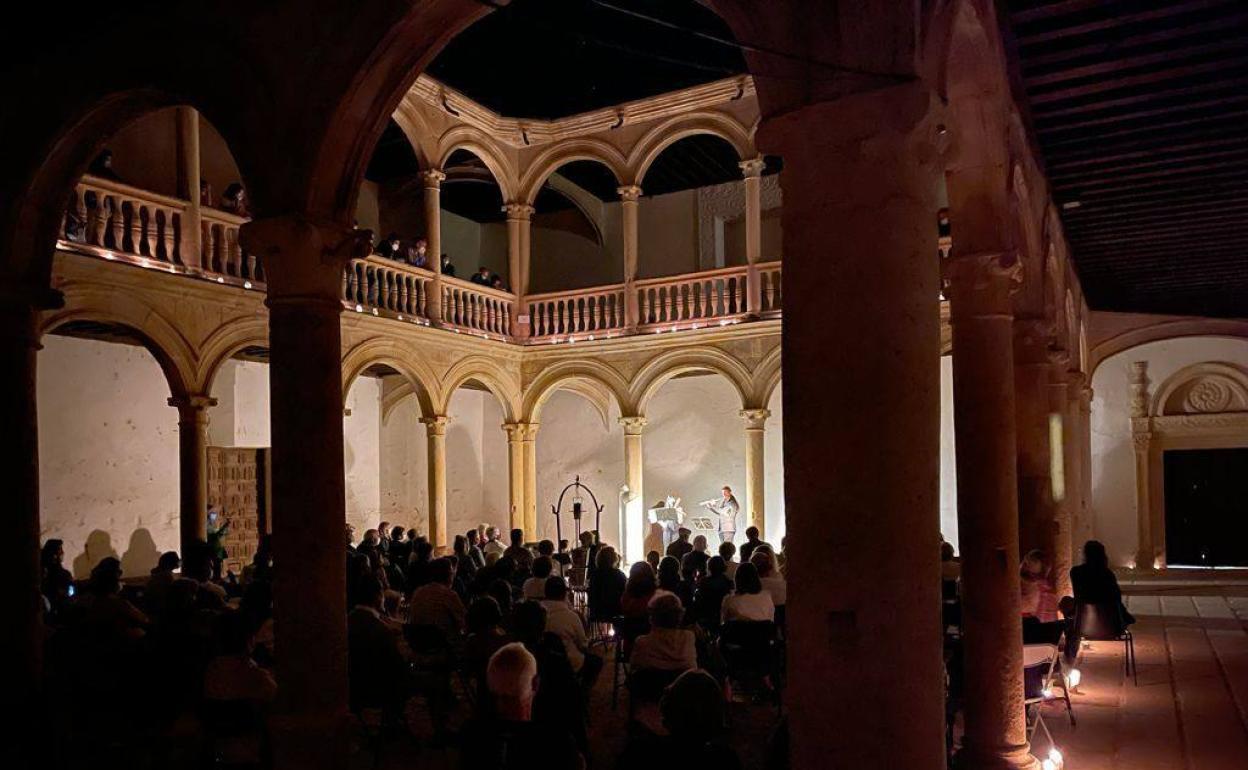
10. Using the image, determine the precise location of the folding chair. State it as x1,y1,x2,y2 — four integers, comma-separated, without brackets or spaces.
1073,601,1136,685
610,615,650,710
1024,642,1075,731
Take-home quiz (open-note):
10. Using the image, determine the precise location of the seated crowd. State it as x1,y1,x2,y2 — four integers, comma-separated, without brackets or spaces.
39,519,789,768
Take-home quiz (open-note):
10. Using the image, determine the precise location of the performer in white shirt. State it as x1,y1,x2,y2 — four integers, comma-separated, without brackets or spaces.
702,486,739,544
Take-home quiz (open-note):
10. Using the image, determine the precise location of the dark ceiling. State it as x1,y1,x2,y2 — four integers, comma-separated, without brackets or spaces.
1006,0,1248,319
427,0,746,120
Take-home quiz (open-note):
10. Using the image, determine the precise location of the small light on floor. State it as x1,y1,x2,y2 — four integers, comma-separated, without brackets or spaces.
1067,668,1081,688
1042,687,1053,699
355,304,363,312
1048,748,1063,767
244,281,252,289
217,277,225,284
1041,760,1056,770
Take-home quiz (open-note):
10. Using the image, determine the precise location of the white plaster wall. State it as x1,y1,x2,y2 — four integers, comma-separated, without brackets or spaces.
534,391,625,546
764,384,785,543
209,359,271,448
445,389,511,539
344,378,383,536
1089,336,1248,567
38,336,180,579
940,355,959,550
380,396,428,534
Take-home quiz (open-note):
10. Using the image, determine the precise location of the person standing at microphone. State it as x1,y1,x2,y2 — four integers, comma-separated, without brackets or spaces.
702,486,739,545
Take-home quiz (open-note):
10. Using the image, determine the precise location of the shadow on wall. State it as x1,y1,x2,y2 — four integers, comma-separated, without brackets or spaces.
72,529,118,579
121,528,162,578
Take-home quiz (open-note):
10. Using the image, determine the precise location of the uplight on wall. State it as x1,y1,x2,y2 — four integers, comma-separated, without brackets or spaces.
1049,412,1065,502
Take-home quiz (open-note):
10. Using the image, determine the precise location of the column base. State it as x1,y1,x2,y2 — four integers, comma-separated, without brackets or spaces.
958,743,1043,770
270,711,350,770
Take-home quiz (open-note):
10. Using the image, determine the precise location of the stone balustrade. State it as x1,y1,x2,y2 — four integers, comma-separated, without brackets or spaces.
527,283,628,342
61,177,785,344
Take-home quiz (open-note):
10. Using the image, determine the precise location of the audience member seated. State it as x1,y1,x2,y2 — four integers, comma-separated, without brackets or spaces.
718,541,739,581
88,149,122,181
511,600,588,754
482,526,506,558
524,556,555,600
503,528,534,572
1068,540,1135,658
631,593,697,673
375,232,402,260
465,596,511,688
144,550,182,616
465,528,487,571
219,182,250,217
454,534,478,583
622,561,659,620
666,528,694,561
440,253,456,278
406,537,435,593
347,574,413,716
587,546,626,623
646,550,662,572
684,535,711,576
542,577,603,692
74,557,151,646
721,562,774,623
617,669,742,770
1020,549,1063,643
202,612,277,766
40,538,74,618
469,266,494,286
752,548,787,609
692,555,734,630
739,526,770,564
408,557,467,643
461,643,584,770
657,555,690,608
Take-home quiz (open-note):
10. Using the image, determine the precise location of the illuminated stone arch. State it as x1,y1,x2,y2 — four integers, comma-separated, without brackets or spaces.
1150,362,1248,417
517,139,629,205
436,126,519,202
628,112,754,186
631,346,752,415
753,346,783,409
520,360,632,426
197,315,269,395
1089,323,1248,378
391,99,438,171
340,337,439,417
40,298,196,401
438,355,521,421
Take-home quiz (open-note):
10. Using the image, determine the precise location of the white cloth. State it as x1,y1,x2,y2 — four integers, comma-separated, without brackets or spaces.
721,591,774,623
483,540,505,558
541,599,588,672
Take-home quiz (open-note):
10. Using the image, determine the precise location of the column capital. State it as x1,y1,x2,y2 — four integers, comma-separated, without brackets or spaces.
739,157,766,178
942,251,1022,317
420,169,447,188
241,214,372,302
502,421,538,440
617,185,643,202
502,202,535,221
168,394,218,413
1078,384,1094,412
739,408,771,430
619,415,648,435
420,414,451,435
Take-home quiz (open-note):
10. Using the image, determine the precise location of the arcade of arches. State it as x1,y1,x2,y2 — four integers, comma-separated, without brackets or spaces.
4,2,1247,769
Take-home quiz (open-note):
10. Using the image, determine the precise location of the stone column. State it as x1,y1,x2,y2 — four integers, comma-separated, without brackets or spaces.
240,215,371,770
1077,383,1094,549
502,423,526,533
945,251,1037,770
169,394,217,554
2,287,61,747
421,169,446,323
1060,372,1086,596
740,157,766,314
521,423,539,541
1047,355,1073,595
618,185,642,331
504,203,533,338
421,415,449,549
620,416,647,562
739,408,769,536
1014,319,1058,563
1128,361,1153,569
760,83,945,769
177,107,203,268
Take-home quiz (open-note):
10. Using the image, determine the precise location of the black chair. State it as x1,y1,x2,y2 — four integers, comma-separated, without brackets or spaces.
718,620,780,706
627,666,686,717
1072,601,1136,685
610,615,650,709
201,697,268,769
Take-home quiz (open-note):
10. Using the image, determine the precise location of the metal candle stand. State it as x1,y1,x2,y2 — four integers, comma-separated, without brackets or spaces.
551,475,604,547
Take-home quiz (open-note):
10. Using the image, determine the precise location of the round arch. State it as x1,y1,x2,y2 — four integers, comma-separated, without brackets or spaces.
436,127,519,202
517,139,629,205
390,101,437,171
340,338,440,417
1090,325,1248,379
197,315,269,396
521,361,632,424
40,306,195,401
631,347,752,414
753,346,784,409
438,356,521,421
628,112,754,186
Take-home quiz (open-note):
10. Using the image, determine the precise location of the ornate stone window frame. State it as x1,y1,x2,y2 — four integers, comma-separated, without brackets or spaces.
1129,360,1248,570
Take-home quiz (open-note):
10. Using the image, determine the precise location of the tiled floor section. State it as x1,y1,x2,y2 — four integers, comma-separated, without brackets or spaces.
1042,585,1248,770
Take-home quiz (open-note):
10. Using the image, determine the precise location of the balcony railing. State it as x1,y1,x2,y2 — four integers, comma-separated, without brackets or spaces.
61,178,783,345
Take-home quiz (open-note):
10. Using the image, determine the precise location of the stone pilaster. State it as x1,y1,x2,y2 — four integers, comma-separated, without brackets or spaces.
240,214,371,770
945,250,1038,770
504,203,534,338
1045,353,1073,599
739,407,770,536
421,415,450,549
619,416,647,562
502,422,527,533
168,393,217,555
739,157,766,314
1013,318,1058,562
520,422,539,541
618,185,642,331
1128,360,1154,570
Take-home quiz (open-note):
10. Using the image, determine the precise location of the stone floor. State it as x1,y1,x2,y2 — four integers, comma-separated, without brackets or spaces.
1040,581,1248,770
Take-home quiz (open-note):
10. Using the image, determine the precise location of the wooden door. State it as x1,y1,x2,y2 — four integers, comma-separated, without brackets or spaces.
207,447,267,576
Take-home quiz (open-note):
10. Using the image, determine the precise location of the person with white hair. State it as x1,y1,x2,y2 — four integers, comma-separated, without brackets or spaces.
463,642,584,770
